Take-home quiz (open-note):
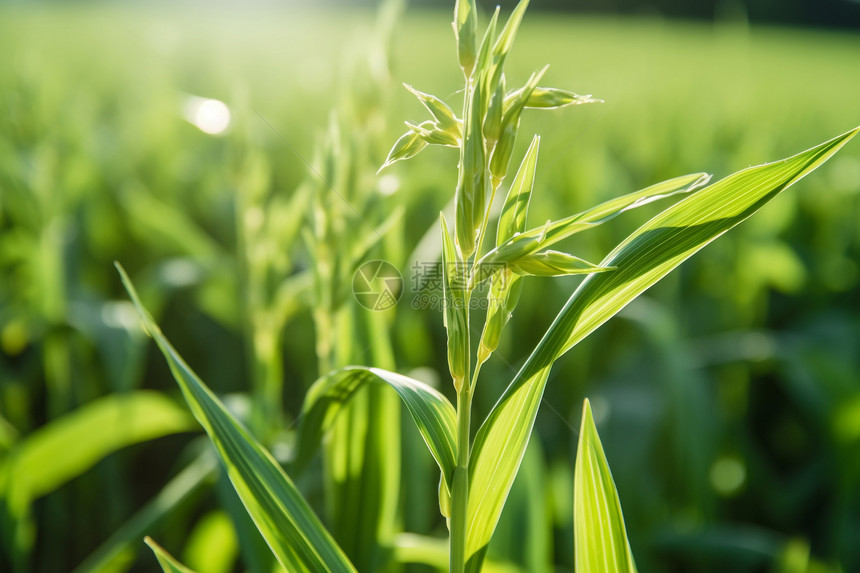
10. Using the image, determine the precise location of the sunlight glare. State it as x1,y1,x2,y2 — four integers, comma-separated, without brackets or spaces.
183,95,231,135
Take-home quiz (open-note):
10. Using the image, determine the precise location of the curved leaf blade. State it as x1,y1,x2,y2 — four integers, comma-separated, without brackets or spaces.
574,400,636,573
478,172,712,270
145,537,196,573
118,264,356,573
296,366,457,493
555,127,857,357
465,127,858,569
0,391,194,505
497,135,539,246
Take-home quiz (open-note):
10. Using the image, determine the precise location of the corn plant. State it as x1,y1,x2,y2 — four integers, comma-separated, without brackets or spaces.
115,1,857,572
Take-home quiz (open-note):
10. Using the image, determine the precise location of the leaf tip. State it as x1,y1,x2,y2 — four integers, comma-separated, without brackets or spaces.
581,398,595,431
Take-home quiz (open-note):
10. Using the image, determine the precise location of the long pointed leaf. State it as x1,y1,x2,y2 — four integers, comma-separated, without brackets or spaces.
118,264,356,573
574,399,637,573
144,537,196,573
478,172,712,270
485,0,529,91
465,127,858,570
296,366,457,494
497,135,539,246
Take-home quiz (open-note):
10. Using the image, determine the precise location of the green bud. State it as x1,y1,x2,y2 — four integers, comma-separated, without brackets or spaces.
404,84,461,132
478,269,524,364
483,75,505,147
489,66,546,183
406,120,460,147
521,87,603,109
379,129,428,172
453,0,478,77
441,214,469,390
454,80,486,259
474,219,550,286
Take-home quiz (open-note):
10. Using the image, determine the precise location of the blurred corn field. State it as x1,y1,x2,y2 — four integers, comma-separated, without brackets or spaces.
1,2,859,572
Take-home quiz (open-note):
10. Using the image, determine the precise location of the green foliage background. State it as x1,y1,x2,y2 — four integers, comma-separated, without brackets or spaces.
1,3,859,572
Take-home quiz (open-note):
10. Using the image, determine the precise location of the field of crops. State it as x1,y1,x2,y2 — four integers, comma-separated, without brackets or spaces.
2,2,859,572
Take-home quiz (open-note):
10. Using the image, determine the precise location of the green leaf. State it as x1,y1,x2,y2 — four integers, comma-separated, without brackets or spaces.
295,366,457,496
473,7,499,84
0,391,194,505
490,66,547,184
478,270,522,364
144,537,196,573
486,0,529,91
118,264,356,573
497,135,540,245
508,250,614,277
550,127,857,358
464,127,858,571
574,399,637,573
492,0,529,63
455,75,488,258
478,172,712,271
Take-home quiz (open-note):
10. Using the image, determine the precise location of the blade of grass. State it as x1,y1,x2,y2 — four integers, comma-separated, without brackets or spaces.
464,127,858,570
144,537,196,573
574,399,637,573
118,263,356,573
295,366,457,494
476,172,711,272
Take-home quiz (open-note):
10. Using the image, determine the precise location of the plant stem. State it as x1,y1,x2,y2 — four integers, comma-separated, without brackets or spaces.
450,381,472,573
473,179,501,263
